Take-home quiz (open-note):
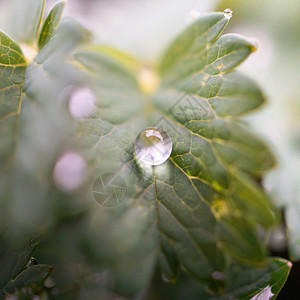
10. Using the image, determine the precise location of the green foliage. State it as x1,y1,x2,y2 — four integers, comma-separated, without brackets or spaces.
150,257,291,300
0,237,52,298
11,0,45,44
38,1,65,50
0,1,292,299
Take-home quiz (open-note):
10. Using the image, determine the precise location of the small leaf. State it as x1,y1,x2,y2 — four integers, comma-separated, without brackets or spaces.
3,265,52,296
36,18,91,64
38,1,66,50
0,236,42,296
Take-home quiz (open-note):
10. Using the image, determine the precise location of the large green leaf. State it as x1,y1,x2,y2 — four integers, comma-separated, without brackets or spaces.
74,12,279,297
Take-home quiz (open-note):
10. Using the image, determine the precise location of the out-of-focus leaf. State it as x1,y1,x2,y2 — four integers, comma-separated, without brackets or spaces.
36,18,90,64
0,3,91,296
286,203,300,260
0,236,51,298
10,0,45,44
38,1,65,50
1,265,52,297
74,12,279,297
86,44,141,73
0,1,90,238
0,31,27,168
0,236,40,290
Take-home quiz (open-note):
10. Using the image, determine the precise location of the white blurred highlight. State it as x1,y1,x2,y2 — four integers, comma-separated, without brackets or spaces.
58,0,217,60
53,152,87,192
184,10,201,24
250,285,274,300
69,88,96,119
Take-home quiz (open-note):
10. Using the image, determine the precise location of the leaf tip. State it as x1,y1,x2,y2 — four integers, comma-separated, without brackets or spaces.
249,38,259,52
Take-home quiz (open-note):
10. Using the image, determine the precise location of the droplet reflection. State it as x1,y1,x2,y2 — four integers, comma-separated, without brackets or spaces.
134,127,172,166
223,8,233,19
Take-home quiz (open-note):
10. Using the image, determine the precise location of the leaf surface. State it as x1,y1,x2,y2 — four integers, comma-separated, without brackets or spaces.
74,12,279,296
0,31,27,168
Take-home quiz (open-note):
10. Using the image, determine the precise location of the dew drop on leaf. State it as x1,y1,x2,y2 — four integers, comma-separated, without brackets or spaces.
223,8,233,19
134,127,172,166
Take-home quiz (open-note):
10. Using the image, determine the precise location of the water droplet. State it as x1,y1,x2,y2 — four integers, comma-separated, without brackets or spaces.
223,8,233,19
53,152,87,192
69,88,96,119
134,127,172,166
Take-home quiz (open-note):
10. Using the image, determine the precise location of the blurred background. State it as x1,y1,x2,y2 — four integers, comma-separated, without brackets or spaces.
0,0,299,298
